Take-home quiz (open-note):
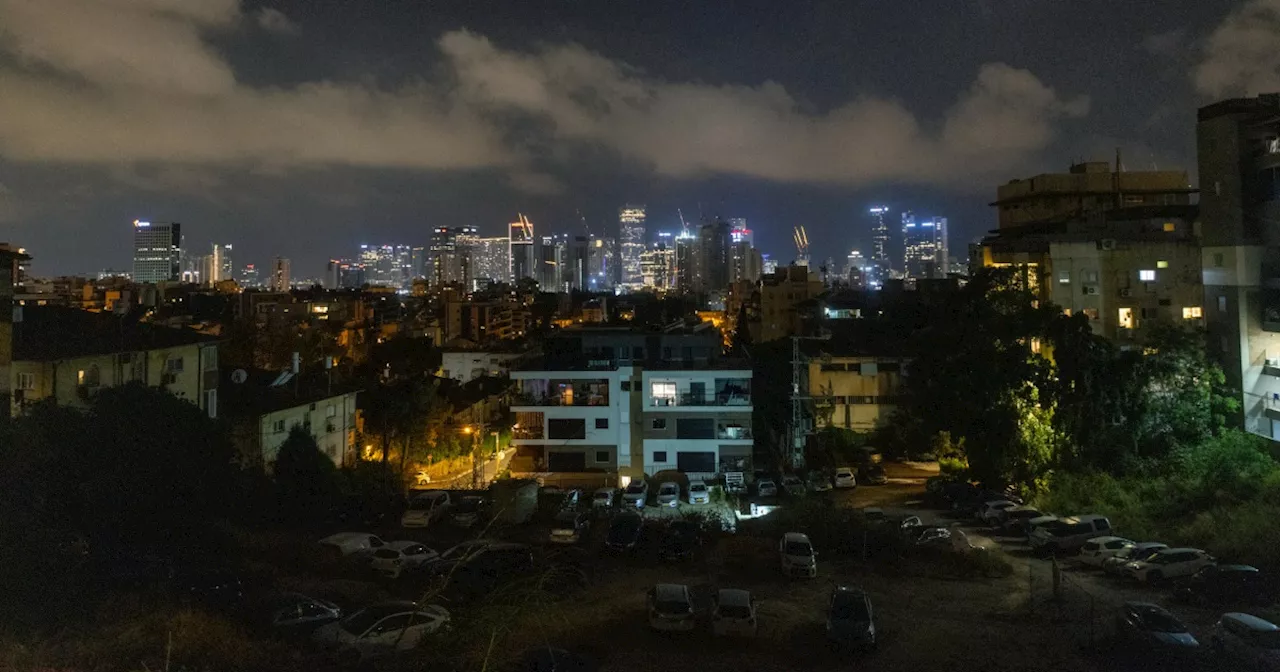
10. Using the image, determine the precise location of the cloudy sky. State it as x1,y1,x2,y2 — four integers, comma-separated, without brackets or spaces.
0,0,1269,276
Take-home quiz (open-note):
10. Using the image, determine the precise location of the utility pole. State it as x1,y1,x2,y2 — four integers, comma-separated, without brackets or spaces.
789,333,830,470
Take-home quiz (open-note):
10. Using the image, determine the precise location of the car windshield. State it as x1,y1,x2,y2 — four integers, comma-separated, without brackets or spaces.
455,498,483,513
373,549,399,559
339,606,401,636
660,485,677,495
1134,548,1164,561
837,471,852,478
719,604,752,619
655,599,689,615
1248,630,1280,650
785,541,812,556
831,593,870,621
593,492,610,501
625,483,646,494
409,498,435,510
690,484,707,492
1137,609,1185,633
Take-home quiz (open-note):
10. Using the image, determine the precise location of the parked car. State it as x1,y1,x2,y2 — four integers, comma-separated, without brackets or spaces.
808,473,834,492
647,583,695,632
311,601,450,663
426,539,498,575
1114,602,1199,652
826,586,876,649
318,533,386,563
977,500,1019,526
1211,612,1280,669
658,520,702,561
833,468,857,489
1021,514,1061,538
1175,565,1266,607
1104,543,1169,576
401,491,451,528
687,480,711,504
248,591,342,638
656,481,681,508
1076,536,1134,568
559,489,584,511
712,588,757,637
858,463,887,485
1125,548,1215,584
592,487,617,510
781,475,806,496
998,506,1048,535
605,512,644,552
621,480,649,509
756,479,778,497
1029,515,1113,555
449,495,490,528
779,532,817,578
550,509,592,545
370,541,439,579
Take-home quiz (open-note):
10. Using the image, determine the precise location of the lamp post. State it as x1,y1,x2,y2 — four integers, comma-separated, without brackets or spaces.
463,424,484,490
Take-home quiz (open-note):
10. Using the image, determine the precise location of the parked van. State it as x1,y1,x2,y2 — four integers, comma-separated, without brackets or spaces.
1029,515,1113,555
647,583,695,632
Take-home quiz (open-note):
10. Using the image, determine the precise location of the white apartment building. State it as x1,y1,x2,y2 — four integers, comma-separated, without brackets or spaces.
641,368,753,479
438,349,526,383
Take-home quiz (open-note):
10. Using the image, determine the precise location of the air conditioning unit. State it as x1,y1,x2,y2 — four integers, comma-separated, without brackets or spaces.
1082,285,1099,296
1119,288,1133,298
1100,239,1117,251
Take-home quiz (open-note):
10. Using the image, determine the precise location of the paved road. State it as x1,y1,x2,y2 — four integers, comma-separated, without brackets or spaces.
428,449,514,489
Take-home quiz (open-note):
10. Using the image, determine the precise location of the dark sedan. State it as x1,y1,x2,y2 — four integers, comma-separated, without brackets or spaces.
605,513,644,552
658,520,702,561
1174,564,1267,606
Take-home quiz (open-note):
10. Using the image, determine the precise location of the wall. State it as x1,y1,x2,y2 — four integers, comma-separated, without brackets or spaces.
439,351,521,383
808,357,905,433
257,391,359,466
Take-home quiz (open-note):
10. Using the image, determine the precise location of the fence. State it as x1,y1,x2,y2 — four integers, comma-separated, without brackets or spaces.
1022,556,1118,650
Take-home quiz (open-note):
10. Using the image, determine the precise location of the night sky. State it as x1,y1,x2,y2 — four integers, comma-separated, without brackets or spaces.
0,0,1268,277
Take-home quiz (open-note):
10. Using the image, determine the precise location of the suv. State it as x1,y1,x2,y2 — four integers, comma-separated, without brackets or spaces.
1124,547,1215,584
779,532,817,578
1029,515,1112,555
549,509,592,544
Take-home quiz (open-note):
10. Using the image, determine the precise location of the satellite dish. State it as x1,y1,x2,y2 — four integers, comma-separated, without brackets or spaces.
231,369,248,384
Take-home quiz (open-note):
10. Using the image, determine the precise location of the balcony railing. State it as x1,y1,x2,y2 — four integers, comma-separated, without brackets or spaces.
716,425,752,440
512,426,545,440
650,393,752,407
512,392,609,407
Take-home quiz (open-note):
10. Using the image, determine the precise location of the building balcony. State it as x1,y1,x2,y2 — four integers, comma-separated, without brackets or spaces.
512,426,545,440
717,425,752,440
649,392,752,408
512,392,610,407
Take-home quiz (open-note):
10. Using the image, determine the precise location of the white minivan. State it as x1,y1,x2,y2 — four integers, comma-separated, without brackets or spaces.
1029,515,1113,555
780,532,817,578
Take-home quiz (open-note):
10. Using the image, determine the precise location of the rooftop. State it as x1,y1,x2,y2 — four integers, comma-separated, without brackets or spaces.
220,368,362,416
12,306,220,361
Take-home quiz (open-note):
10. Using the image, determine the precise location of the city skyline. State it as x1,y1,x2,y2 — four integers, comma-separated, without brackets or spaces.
0,1,1252,277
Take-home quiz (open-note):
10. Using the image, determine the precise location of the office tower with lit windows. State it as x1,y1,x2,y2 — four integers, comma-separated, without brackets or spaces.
473,236,510,289
728,218,754,247
509,214,536,283
618,205,646,288
867,206,891,286
587,236,618,291
206,243,233,284
431,226,478,287
326,259,366,289
132,220,182,284
269,257,291,291
567,235,590,291
902,212,949,280
410,246,427,281
640,238,676,291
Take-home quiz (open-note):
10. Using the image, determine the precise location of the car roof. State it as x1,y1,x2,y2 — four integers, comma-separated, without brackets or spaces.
783,532,811,543
1218,564,1260,572
985,499,1014,506
1224,613,1280,631
1123,602,1175,619
659,481,678,488
413,490,448,498
358,601,421,619
1061,514,1108,524
1086,536,1129,544
593,487,614,494
655,583,689,600
384,540,428,551
1155,547,1204,555
832,586,869,601
320,532,376,543
1132,541,1168,549
758,478,776,483
717,588,752,606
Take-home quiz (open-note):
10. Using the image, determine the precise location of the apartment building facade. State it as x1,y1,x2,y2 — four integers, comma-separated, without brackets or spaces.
809,356,906,433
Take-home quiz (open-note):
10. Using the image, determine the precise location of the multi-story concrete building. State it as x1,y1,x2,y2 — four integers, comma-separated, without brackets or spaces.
472,236,510,289
758,265,824,342
1197,94,1280,440
7,306,220,418
509,215,537,283
438,348,529,383
269,256,291,292
809,355,906,433
991,161,1194,231
223,369,359,468
902,213,949,280
431,227,477,288
509,324,749,483
982,205,1202,343
132,220,182,284
640,241,675,291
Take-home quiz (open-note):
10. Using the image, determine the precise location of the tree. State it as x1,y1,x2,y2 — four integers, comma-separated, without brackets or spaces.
729,303,752,357
273,425,341,522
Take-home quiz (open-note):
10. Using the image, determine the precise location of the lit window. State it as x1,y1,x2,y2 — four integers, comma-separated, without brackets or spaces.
16,373,35,391
1163,222,1176,232
651,381,676,406
1218,296,1228,312
1214,253,1225,267
1118,307,1135,329
1139,270,1156,282
1062,308,1073,316
1182,307,1203,319
1083,308,1099,320
1058,271,1070,285
1156,260,1168,269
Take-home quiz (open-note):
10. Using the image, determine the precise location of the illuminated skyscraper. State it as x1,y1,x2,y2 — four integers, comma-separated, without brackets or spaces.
472,236,510,289
269,256,291,291
587,236,617,291
868,206,891,285
728,218,754,246
131,220,182,284
431,227,478,287
902,212,949,280
205,243,233,284
509,214,536,282
640,238,676,291
539,234,567,291
618,205,646,288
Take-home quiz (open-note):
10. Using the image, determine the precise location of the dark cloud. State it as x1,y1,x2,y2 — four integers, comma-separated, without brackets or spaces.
255,7,299,35
1193,0,1280,97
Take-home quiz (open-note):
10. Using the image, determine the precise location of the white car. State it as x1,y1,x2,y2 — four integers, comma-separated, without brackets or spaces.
976,500,1018,526
369,541,439,579
400,491,450,528
781,475,806,496
312,601,449,662
1104,542,1168,576
592,487,617,509
1125,547,1215,584
1076,536,1134,568
621,480,649,509
319,533,387,561
1029,514,1113,554
1212,612,1280,670
687,480,711,505
833,468,857,489
647,583,695,632
780,532,817,578
756,479,778,497
656,482,680,508
712,588,757,637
